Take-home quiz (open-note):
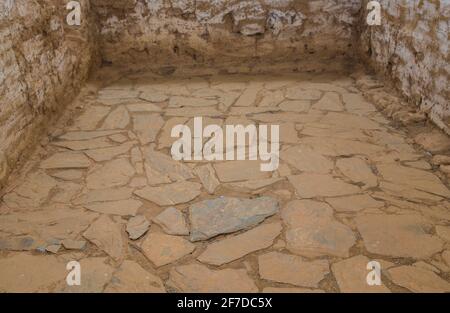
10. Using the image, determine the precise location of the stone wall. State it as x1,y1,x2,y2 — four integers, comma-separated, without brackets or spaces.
92,0,362,69
359,0,449,132
0,0,98,186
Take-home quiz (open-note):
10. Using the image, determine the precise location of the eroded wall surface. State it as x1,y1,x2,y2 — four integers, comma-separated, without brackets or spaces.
359,0,449,131
0,0,98,186
92,0,362,68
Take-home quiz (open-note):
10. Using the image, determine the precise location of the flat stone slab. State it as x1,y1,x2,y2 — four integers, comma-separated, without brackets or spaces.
0,207,97,244
331,255,390,292
101,106,130,129
167,264,258,292
139,91,169,103
105,260,165,293
320,112,383,130
443,251,450,267
40,152,91,169
189,196,279,241
73,187,134,205
388,266,450,292
85,142,135,162
312,92,344,111
282,200,356,258
214,161,271,183
279,100,311,112
84,199,142,216
325,194,384,212
194,164,220,194
225,177,283,192
0,254,66,292
50,170,84,181
144,162,172,185
157,117,190,149
258,252,329,288
336,157,377,188
299,136,384,156
355,214,444,259
0,236,41,251
134,181,201,206
143,147,194,181
86,159,135,190
106,134,128,143
62,257,114,293
133,114,164,145
281,145,333,173
164,107,223,117
126,215,150,240
169,96,218,107
342,93,376,113
53,137,114,151
127,102,162,112
197,223,282,265
62,239,86,250
141,233,195,267
288,173,360,198
285,87,322,100
59,130,124,141
83,215,125,262
107,133,129,142
153,207,189,236
3,172,57,208
380,181,443,202
70,106,110,130
234,85,261,107
436,226,450,242
377,164,450,198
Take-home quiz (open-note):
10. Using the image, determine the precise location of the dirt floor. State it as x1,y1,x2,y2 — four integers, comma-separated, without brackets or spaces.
0,68,449,292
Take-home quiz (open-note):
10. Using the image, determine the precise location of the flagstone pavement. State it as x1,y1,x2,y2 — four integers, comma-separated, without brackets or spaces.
1,69,450,293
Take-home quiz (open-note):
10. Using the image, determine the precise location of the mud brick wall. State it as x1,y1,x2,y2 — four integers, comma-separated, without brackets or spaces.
92,0,362,68
0,0,98,186
359,0,449,131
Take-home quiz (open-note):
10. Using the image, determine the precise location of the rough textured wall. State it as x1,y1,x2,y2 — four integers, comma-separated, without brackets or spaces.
0,0,98,186
359,0,449,132
92,0,362,69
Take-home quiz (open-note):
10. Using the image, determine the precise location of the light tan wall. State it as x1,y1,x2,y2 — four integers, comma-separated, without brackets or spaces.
0,0,98,186
359,0,449,132
92,0,362,69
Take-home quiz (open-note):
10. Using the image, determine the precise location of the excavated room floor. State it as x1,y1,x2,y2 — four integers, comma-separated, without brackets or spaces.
0,69,450,292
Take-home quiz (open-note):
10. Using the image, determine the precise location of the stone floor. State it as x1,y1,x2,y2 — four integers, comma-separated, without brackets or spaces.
1,70,450,293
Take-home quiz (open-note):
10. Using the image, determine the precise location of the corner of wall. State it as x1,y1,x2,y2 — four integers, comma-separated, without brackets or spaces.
0,0,100,188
